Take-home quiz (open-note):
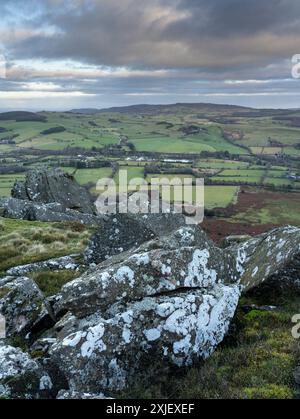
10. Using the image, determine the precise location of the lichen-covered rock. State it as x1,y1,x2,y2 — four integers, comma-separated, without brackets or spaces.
138,225,216,252
48,223,300,394
0,345,53,399
50,284,240,393
84,212,189,265
0,276,51,338
56,231,229,318
12,168,95,215
2,210,299,398
229,226,300,292
0,197,52,219
221,235,252,248
6,255,81,277
84,214,156,265
0,197,101,225
56,390,112,399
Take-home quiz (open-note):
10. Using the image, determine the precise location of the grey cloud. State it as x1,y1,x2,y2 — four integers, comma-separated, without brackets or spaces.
172,0,300,37
1,0,300,110
3,0,300,71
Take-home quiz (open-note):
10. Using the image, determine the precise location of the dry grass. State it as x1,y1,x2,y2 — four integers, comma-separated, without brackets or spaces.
0,218,94,274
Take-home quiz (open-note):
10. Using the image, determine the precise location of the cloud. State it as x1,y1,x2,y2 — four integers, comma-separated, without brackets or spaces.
0,90,96,99
3,0,300,71
0,0,300,109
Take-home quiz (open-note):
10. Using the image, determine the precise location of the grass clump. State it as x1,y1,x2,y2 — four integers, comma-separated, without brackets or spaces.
31,270,81,297
0,217,94,274
244,384,293,399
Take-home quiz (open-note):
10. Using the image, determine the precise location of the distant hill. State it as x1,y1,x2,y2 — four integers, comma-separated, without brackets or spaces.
69,103,252,115
68,103,296,117
100,103,253,114
0,111,47,122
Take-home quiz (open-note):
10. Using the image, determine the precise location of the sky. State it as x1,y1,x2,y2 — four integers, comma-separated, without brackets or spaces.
0,0,300,111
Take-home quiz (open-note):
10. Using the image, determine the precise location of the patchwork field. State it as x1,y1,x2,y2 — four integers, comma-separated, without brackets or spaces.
0,105,299,231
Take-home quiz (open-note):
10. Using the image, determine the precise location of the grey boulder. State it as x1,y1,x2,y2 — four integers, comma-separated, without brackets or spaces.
50,284,240,393
56,227,230,318
84,212,189,265
12,168,95,215
0,197,101,225
0,276,52,339
0,345,53,399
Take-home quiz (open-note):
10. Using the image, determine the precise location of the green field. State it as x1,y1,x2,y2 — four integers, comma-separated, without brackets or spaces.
205,186,239,209
1,106,299,216
196,160,249,169
74,168,113,185
0,112,248,154
221,118,300,148
212,177,263,184
0,174,25,197
263,177,293,187
218,169,266,178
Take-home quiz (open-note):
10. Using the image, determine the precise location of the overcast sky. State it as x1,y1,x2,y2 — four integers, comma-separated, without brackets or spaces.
0,0,300,110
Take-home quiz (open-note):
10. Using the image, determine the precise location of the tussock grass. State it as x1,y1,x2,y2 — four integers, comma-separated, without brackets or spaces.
0,217,94,274
31,270,81,297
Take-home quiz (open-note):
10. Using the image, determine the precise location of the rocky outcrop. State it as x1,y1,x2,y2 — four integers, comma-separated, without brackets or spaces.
57,226,231,318
49,224,300,394
49,222,241,393
12,168,95,215
0,345,53,399
84,212,189,265
1,215,300,398
0,197,101,225
0,168,104,225
84,214,156,265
